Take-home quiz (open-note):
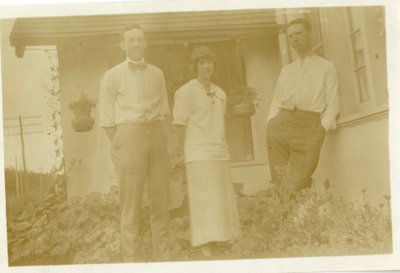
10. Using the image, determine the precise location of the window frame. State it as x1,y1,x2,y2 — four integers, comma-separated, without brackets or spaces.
316,7,388,125
344,6,377,113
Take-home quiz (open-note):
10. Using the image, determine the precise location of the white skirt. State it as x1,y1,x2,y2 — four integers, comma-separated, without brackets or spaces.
185,160,240,246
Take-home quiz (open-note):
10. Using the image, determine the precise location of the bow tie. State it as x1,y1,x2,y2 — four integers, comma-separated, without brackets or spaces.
128,61,147,71
206,92,223,102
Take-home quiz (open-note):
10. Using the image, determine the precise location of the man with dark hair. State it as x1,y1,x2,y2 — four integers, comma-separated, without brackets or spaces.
99,23,170,261
267,18,339,192
286,17,312,32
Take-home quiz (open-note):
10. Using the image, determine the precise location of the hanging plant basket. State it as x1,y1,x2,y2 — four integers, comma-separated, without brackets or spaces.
71,108,91,118
228,86,259,117
69,93,96,132
71,116,95,132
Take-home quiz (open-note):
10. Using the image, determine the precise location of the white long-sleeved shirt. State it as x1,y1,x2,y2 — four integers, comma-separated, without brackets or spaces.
268,54,339,131
98,60,170,127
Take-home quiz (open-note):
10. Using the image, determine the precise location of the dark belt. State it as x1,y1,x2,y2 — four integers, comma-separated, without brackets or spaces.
280,107,321,117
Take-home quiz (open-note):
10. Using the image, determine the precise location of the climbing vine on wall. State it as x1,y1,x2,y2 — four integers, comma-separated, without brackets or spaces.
42,49,64,175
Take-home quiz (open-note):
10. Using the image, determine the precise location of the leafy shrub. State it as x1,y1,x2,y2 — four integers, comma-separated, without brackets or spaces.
7,186,120,265
229,179,392,258
6,165,392,265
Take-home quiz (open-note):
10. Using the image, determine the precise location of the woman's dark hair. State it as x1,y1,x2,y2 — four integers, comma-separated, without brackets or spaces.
189,46,217,73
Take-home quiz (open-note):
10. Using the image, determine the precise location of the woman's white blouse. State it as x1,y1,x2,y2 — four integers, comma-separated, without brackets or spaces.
173,79,230,162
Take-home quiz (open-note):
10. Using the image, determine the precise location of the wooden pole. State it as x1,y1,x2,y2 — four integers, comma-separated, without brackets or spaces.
15,155,20,199
19,115,27,173
19,169,23,195
19,115,27,195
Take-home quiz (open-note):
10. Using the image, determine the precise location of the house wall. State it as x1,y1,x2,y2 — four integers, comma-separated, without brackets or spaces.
58,43,114,198
317,6,390,203
56,7,390,205
314,114,390,204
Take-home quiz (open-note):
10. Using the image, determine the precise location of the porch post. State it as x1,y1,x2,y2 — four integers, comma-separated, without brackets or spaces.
275,9,291,66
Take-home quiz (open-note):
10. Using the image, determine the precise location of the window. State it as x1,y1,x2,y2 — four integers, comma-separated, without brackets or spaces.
364,6,388,108
311,6,388,122
346,7,372,107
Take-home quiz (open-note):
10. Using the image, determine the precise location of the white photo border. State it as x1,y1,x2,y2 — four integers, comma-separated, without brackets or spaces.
0,0,399,272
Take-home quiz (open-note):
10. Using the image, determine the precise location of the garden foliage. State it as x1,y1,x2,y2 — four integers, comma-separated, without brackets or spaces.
230,181,392,258
6,165,392,265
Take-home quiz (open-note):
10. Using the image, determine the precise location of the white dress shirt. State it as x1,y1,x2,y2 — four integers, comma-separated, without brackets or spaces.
98,60,170,127
173,79,230,162
268,54,339,131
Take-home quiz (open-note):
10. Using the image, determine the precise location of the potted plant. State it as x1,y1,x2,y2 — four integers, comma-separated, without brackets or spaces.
68,93,97,132
228,86,259,116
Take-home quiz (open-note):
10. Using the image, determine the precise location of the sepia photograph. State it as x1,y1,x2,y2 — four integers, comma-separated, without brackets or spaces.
0,0,399,272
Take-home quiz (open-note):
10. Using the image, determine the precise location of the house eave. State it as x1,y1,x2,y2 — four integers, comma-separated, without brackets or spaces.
10,9,278,57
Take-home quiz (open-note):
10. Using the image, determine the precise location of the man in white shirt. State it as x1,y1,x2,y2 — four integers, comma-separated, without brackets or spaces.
267,18,339,192
99,24,170,261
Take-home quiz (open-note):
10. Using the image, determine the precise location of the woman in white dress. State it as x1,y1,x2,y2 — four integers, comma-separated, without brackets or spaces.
173,46,240,257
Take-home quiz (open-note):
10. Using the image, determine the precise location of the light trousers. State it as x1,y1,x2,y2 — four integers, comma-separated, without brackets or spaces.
111,122,170,261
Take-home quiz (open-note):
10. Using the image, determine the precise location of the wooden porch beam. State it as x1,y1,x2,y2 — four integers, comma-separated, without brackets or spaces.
15,46,25,58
